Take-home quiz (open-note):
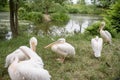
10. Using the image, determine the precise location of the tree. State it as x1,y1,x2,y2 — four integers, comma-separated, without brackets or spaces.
54,0,67,5
98,0,116,8
9,0,19,37
105,0,120,32
78,0,85,5
0,0,7,7
30,0,67,14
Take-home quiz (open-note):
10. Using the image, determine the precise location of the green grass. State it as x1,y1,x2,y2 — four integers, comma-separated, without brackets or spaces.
0,33,120,80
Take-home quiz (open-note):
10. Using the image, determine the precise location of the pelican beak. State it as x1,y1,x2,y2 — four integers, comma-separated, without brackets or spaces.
44,41,56,48
31,42,36,51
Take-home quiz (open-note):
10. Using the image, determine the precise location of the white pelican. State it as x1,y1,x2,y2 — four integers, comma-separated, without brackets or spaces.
99,21,112,44
44,38,75,63
5,37,37,68
8,46,50,80
91,36,103,57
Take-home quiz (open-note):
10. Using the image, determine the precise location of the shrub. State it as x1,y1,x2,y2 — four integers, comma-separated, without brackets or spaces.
85,21,101,35
26,12,43,23
18,7,27,20
66,4,104,14
66,5,80,14
19,10,43,24
51,12,70,25
49,3,67,13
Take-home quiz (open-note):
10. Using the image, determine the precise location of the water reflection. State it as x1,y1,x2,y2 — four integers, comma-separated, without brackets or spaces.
35,14,102,36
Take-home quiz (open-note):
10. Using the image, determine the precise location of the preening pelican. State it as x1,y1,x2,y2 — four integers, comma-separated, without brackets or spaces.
45,38,75,63
99,21,112,44
8,46,50,80
91,36,103,57
5,37,37,68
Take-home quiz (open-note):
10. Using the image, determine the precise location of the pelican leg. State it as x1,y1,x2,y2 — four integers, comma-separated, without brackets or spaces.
56,56,65,63
56,56,62,61
61,57,65,63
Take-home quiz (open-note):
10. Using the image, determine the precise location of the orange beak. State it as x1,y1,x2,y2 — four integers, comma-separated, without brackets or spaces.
31,42,36,51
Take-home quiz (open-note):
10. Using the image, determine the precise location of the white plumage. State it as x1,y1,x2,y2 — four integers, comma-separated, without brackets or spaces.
5,37,37,68
8,46,50,80
99,21,112,44
91,36,103,57
5,49,29,68
45,38,75,63
29,37,37,51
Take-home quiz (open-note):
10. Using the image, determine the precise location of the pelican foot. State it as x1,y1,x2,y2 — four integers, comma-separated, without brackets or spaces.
56,58,64,63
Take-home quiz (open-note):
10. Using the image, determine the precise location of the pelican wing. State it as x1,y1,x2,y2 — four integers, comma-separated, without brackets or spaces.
91,38,103,57
105,30,112,39
100,30,112,42
9,61,51,80
104,30,112,40
91,39,98,53
19,46,44,67
54,43,75,56
98,38,103,52
17,64,51,80
5,49,29,68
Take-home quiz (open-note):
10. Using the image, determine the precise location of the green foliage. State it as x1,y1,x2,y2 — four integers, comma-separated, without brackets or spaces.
66,4,105,14
51,12,70,25
18,1,69,25
26,12,43,23
54,0,67,5
49,3,67,13
23,2,34,12
0,0,9,12
18,7,27,19
98,0,116,8
66,6,79,13
0,5,9,12
0,0,7,8
85,21,101,35
0,25,8,39
105,1,120,32
19,9,43,24
65,4,79,13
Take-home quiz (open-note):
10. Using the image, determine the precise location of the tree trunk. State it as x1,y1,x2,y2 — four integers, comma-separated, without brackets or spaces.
9,0,19,38
14,0,19,35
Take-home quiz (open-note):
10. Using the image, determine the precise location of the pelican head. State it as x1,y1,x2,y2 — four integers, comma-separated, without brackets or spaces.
29,37,37,51
44,38,66,48
95,36,99,41
57,38,66,43
100,21,105,30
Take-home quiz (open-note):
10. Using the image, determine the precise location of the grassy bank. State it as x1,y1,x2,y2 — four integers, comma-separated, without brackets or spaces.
0,5,9,12
0,33,120,80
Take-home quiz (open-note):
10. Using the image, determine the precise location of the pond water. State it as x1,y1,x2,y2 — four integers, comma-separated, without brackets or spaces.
0,12,102,37
37,14,102,36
